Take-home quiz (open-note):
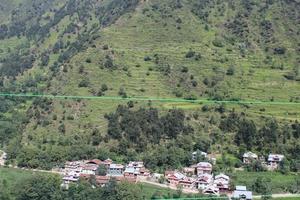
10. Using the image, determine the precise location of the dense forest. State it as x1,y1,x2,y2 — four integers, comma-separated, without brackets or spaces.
0,0,299,179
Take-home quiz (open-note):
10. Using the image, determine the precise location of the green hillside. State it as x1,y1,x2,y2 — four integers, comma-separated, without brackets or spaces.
0,0,300,172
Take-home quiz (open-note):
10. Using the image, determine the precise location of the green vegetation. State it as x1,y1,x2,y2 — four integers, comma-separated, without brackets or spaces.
0,168,206,200
231,171,300,194
0,167,42,189
0,167,58,199
0,0,300,197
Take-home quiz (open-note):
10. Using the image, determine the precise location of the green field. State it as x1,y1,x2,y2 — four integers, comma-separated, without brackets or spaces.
0,0,300,187
0,167,38,185
231,171,299,194
139,183,228,200
0,0,298,142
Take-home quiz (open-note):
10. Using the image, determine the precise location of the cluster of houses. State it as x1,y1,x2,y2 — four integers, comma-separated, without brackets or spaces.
165,161,230,195
60,151,285,199
62,159,150,188
243,152,285,170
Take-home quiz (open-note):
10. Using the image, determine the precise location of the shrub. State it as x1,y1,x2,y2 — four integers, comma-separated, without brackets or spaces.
191,80,198,87
103,44,109,50
181,66,189,73
144,56,152,61
78,78,90,87
86,58,92,63
97,90,104,96
104,56,114,69
176,18,182,23
184,94,197,100
212,39,224,47
273,47,286,55
185,49,195,58
79,65,84,74
195,54,201,61
226,66,235,76
118,88,127,98
101,84,108,92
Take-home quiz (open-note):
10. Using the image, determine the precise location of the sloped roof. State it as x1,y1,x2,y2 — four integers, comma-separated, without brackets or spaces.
215,173,230,181
197,162,212,168
243,151,258,159
233,190,253,199
268,154,284,162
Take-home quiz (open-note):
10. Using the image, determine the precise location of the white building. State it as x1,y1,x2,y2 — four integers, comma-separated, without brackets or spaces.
197,174,213,189
196,162,212,175
268,154,284,170
203,184,219,195
233,186,253,200
243,152,258,164
214,173,230,192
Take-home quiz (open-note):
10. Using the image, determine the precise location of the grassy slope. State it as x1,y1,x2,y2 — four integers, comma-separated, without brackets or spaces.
51,0,300,114
231,171,298,193
0,167,47,190
12,0,298,147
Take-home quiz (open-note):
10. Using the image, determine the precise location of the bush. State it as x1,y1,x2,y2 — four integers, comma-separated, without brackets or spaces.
101,84,108,92
118,88,127,98
226,66,235,76
191,80,198,87
144,56,152,61
184,94,197,100
86,58,92,63
181,66,189,73
273,47,286,55
104,56,114,69
185,50,195,58
103,44,109,50
79,65,85,74
97,90,104,96
78,78,90,87
212,39,224,47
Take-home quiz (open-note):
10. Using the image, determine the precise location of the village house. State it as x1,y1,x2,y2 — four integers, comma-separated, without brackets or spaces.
214,173,230,192
127,161,144,169
62,161,83,186
196,162,212,175
139,167,151,177
179,177,196,189
124,167,140,177
63,171,80,185
165,171,196,189
203,184,219,195
232,186,253,200
242,152,258,164
64,161,83,173
196,173,213,190
81,159,101,175
108,164,124,176
79,174,110,187
165,171,185,186
100,158,113,168
268,154,284,170
183,167,196,176
124,161,150,178
81,165,98,175
95,176,110,187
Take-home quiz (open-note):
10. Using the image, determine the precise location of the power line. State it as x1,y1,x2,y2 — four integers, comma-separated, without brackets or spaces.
155,197,229,200
0,93,299,105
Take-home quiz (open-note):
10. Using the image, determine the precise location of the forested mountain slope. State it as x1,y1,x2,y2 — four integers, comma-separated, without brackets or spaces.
0,0,299,170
